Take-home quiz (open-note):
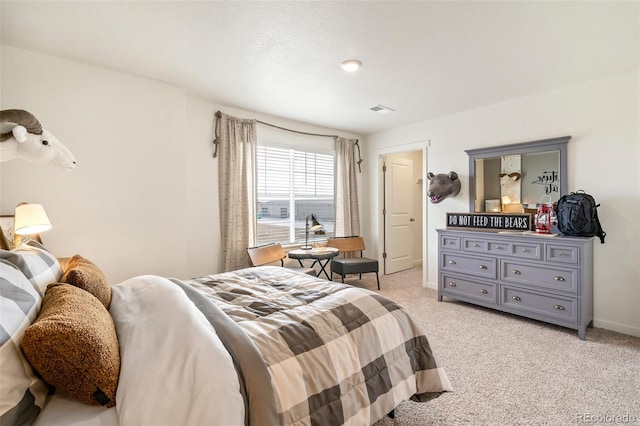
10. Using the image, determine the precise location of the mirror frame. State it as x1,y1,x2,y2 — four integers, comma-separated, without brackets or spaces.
466,136,571,212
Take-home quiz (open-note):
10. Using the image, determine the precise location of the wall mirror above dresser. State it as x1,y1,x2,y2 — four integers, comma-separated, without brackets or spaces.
466,136,570,213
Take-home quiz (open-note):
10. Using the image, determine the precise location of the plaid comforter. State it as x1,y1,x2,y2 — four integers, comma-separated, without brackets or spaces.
175,266,451,426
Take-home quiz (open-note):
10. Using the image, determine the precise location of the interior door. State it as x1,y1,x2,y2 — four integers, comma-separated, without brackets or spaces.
384,155,414,274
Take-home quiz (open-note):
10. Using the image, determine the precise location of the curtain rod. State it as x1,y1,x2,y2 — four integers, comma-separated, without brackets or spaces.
256,119,339,139
215,110,358,142
214,110,362,171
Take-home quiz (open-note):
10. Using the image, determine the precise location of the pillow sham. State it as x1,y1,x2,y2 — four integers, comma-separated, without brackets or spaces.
0,241,62,296
0,260,49,426
21,283,120,408
61,255,111,309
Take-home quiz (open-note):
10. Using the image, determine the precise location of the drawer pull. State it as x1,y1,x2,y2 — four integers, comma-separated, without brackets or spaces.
448,260,457,265
473,243,480,247
521,248,528,252
512,270,521,275
558,252,566,256
480,265,488,270
554,276,565,282
448,241,455,245
554,304,565,311
448,282,457,287
480,289,488,294
497,246,505,250
512,295,521,301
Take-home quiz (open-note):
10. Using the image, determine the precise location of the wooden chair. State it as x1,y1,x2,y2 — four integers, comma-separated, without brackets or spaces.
246,243,316,276
326,236,380,290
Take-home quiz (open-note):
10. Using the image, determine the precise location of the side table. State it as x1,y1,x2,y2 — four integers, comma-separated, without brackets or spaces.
288,247,339,280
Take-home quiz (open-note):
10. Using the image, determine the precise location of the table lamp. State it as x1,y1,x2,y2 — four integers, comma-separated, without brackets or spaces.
13,203,52,246
302,214,323,250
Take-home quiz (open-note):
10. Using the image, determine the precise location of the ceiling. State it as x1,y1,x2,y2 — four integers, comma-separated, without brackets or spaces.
1,1,638,135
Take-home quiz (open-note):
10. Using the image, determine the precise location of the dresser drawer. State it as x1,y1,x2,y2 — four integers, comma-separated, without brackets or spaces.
441,234,461,251
511,242,542,260
501,260,578,293
441,253,496,279
442,273,497,304
546,244,579,264
487,240,511,255
462,237,487,252
502,285,578,323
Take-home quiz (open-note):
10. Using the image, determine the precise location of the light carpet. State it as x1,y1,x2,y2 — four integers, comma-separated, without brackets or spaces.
339,267,640,425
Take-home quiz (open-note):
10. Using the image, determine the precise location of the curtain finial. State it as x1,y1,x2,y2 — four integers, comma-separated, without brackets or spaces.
355,140,362,173
213,111,222,158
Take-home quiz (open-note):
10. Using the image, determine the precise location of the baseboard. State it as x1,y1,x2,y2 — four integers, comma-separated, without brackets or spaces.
424,281,437,290
593,319,640,338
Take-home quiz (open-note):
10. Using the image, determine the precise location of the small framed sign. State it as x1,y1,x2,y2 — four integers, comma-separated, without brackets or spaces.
447,212,532,231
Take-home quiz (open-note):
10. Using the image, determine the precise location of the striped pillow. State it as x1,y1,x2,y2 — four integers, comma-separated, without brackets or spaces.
0,260,49,425
0,241,62,296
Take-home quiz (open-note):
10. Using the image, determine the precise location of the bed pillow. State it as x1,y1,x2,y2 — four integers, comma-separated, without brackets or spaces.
0,241,62,296
61,255,111,309
21,283,120,408
0,259,49,426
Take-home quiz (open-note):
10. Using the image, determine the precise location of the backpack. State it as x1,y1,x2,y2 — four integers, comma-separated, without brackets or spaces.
556,190,606,243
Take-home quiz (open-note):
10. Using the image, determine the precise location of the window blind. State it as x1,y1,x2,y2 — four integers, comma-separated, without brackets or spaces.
257,145,335,245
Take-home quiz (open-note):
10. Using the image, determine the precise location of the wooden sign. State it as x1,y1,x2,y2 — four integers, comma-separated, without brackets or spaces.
447,212,532,231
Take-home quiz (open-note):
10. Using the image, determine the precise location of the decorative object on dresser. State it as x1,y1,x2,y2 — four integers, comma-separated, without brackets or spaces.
556,190,606,243
437,228,594,340
534,195,556,234
446,212,532,232
426,171,461,203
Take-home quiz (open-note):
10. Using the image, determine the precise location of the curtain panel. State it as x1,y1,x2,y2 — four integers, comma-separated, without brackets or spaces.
334,137,360,237
215,113,258,271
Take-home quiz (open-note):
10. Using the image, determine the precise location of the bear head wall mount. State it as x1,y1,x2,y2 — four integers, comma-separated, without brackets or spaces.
427,171,461,203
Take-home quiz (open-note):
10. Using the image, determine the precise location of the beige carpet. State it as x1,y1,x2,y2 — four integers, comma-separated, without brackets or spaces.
340,268,640,425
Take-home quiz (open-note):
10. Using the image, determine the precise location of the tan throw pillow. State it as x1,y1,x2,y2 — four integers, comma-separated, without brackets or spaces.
21,283,120,407
61,255,111,309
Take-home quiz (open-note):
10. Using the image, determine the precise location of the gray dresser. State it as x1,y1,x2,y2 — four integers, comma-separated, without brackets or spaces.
437,228,594,339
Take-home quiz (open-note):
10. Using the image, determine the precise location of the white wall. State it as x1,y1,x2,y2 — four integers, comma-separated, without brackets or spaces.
364,71,640,337
1,46,189,282
1,46,359,283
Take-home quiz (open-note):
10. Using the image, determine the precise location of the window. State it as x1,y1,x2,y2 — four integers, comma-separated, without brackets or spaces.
256,145,334,246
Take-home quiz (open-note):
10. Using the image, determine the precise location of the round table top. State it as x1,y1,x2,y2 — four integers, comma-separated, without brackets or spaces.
288,247,339,260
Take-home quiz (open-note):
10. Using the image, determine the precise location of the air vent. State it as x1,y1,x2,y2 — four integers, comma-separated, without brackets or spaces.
370,104,395,114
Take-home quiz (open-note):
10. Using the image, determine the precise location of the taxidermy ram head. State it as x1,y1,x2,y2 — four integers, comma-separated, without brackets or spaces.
0,109,76,170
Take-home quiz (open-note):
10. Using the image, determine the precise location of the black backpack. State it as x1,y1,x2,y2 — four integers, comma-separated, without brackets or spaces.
556,190,606,243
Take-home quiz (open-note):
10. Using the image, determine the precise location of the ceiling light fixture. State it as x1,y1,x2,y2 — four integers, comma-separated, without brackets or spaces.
370,104,395,114
340,59,362,72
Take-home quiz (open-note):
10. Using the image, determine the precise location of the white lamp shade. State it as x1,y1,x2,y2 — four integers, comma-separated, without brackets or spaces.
14,204,52,235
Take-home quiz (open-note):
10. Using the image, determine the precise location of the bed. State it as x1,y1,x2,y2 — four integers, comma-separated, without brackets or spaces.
1,241,452,426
